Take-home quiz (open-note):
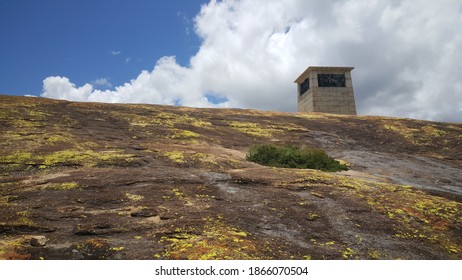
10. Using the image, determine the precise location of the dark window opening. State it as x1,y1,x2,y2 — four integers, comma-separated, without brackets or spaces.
317,74,346,87
300,78,310,95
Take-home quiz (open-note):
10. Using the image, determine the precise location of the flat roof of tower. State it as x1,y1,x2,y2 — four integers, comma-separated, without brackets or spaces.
294,66,354,84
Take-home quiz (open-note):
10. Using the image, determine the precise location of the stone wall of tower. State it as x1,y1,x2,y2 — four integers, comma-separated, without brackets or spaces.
295,67,357,115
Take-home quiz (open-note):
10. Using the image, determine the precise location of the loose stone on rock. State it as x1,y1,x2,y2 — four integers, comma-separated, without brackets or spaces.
130,145,147,151
130,209,158,217
30,236,48,247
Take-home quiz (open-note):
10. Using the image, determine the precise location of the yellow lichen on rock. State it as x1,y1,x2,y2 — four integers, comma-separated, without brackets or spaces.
164,151,185,163
160,217,259,260
335,176,462,255
0,149,135,170
125,193,144,201
229,121,278,138
42,182,79,190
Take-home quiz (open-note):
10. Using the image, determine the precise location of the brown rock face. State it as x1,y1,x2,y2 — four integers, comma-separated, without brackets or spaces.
0,95,461,260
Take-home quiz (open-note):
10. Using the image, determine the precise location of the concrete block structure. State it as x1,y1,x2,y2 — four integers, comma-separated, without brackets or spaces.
294,66,357,115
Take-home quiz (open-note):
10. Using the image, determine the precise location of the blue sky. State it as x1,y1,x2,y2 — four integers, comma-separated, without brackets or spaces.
1,0,461,122
0,0,205,95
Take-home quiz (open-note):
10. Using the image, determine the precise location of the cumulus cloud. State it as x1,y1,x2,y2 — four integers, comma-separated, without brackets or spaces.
42,0,462,122
43,76,93,101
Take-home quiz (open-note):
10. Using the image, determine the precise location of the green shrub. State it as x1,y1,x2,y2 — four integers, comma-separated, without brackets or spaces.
246,144,348,172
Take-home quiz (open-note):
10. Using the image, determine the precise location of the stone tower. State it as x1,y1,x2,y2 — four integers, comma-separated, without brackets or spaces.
294,66,357,115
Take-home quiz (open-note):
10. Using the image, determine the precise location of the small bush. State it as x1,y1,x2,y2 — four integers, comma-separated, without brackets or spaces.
246,144,348,172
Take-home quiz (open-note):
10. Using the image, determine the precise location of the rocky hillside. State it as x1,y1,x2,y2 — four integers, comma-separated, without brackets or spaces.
1,95,461,260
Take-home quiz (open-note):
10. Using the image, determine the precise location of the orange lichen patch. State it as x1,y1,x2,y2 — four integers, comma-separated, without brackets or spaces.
73,238,111,259
0,236,30,260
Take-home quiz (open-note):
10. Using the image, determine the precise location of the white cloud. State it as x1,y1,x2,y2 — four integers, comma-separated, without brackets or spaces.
42,0,462,122
110,50,121,56
125,57,132,63
92,78,112,88
177,11,192,35
43,76,93,101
